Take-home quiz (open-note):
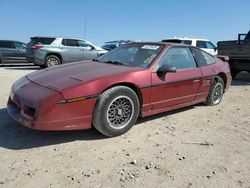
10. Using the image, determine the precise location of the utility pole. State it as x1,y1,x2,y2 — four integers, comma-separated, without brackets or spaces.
84,16,87,39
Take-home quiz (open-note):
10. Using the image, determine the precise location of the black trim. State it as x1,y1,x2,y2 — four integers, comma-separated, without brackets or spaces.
57,94,99,104
139,74,216,89
85,94,99,99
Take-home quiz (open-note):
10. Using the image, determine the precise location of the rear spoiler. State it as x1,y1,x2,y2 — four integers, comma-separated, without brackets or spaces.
216,55,229,62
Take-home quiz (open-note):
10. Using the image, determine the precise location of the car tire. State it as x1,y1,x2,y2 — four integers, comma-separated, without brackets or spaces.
231,69,238,79
45,55,61,68
205,77,225,106
92,86,140,137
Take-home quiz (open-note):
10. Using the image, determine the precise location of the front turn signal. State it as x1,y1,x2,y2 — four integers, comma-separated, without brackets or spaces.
57,96,86,104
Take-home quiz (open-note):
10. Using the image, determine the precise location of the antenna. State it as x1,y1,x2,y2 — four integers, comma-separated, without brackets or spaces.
84,16,87,39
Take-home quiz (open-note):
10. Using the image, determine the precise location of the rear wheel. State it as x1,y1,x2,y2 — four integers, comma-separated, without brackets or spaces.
45,55,61,67
92,86,140,137
205,77,224,106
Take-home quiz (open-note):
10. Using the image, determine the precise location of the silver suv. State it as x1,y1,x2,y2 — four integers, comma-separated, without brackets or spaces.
27,37,107,67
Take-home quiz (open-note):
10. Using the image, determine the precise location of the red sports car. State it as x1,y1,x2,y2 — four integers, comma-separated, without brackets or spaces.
7,42,232,137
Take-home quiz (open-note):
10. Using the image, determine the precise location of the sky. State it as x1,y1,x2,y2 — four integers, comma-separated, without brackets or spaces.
0,0,250,46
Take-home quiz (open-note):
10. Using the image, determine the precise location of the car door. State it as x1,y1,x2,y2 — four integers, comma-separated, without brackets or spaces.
151,47,202,110
0,41,16,63
78,40,98,60
14,42,27,62
190,47,217,100
61,39,82,63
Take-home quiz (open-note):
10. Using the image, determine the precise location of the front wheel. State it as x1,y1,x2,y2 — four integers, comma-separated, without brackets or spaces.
92,86,140,137
205,77,225,106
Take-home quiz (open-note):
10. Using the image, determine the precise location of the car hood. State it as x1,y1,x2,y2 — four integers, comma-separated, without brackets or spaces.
26,61,143,92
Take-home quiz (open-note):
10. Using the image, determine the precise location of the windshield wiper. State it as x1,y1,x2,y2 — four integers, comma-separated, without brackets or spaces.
93,58,100,62
104,60,125,66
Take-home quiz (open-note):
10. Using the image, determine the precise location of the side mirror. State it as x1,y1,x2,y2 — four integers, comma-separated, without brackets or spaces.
84,46,95,50
214,47,217,52
157,64,176,75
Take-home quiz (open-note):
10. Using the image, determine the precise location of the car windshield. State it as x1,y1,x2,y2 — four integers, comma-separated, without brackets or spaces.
95,43,164,68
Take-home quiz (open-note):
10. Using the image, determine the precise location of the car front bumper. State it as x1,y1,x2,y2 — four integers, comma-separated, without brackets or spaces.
7,77,96,131
7,96,95,131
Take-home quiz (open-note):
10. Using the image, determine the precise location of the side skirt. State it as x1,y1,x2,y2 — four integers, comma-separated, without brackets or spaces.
141,98,206,118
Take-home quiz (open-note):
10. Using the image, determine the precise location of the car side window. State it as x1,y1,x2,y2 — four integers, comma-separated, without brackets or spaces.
183,40,192,45
15,42,27,50
62,39,79,47
159,47,197,70
196,41,207,48
0,41,15,48
78,40,93,48
201,51,216,65
205,41,216,49
190,47,207,67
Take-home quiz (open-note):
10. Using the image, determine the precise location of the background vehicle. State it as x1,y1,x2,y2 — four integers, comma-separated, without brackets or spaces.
8,42,231,137
101,40,133,51
0,40,27,64
26,37,107,67
217,30,250,78
162,37,217,55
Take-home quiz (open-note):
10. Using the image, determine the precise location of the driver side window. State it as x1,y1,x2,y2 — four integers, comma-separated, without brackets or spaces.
78,40,93,48
15,42,27,50
159,47,197,70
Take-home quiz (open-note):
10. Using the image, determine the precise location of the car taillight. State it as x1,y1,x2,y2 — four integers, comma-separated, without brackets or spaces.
31,45,44,49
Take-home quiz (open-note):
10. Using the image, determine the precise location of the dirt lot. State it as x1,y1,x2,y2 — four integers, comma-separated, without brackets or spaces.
0,65,250,188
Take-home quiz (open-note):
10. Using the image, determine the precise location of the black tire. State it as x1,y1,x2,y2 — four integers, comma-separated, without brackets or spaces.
39,65,46,68
231,69,238,79
205,77,225,106
92,86,140,137
45,55,61,68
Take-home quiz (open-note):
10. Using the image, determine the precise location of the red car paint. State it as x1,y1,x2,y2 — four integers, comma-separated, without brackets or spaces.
7,42,232,131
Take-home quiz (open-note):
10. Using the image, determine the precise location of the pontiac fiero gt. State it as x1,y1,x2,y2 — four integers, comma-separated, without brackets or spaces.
7,42,232,137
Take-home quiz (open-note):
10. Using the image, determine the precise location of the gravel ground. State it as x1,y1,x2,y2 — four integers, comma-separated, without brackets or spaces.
0,65,250,188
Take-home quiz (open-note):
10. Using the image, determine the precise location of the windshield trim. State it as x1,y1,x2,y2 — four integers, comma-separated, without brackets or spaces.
95,43,165,68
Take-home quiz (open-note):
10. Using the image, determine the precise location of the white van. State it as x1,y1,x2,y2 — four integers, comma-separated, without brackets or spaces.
162,37,217,56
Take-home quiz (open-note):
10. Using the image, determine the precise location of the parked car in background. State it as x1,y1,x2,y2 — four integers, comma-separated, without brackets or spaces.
162,37,217,56
101,40,133,51
26,37,107,67
8,42,231,137
0,40,27,64
218,30,250,78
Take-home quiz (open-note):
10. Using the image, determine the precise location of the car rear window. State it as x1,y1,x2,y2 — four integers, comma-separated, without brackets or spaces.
0,41,15,48
29,37,55,45
162,39,182,43
182,40,192,45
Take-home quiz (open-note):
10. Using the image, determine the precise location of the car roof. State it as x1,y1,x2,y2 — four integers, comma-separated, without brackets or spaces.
30,36,88,41
0,40,26,43
129,41,190,48
163,37,209,41
105,40,132,43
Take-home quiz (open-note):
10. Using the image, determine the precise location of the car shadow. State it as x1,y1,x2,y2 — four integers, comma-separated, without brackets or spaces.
0,105,197,150
0,108,106,150
2,64,41,71
136,105,195,125
232,71,250,86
